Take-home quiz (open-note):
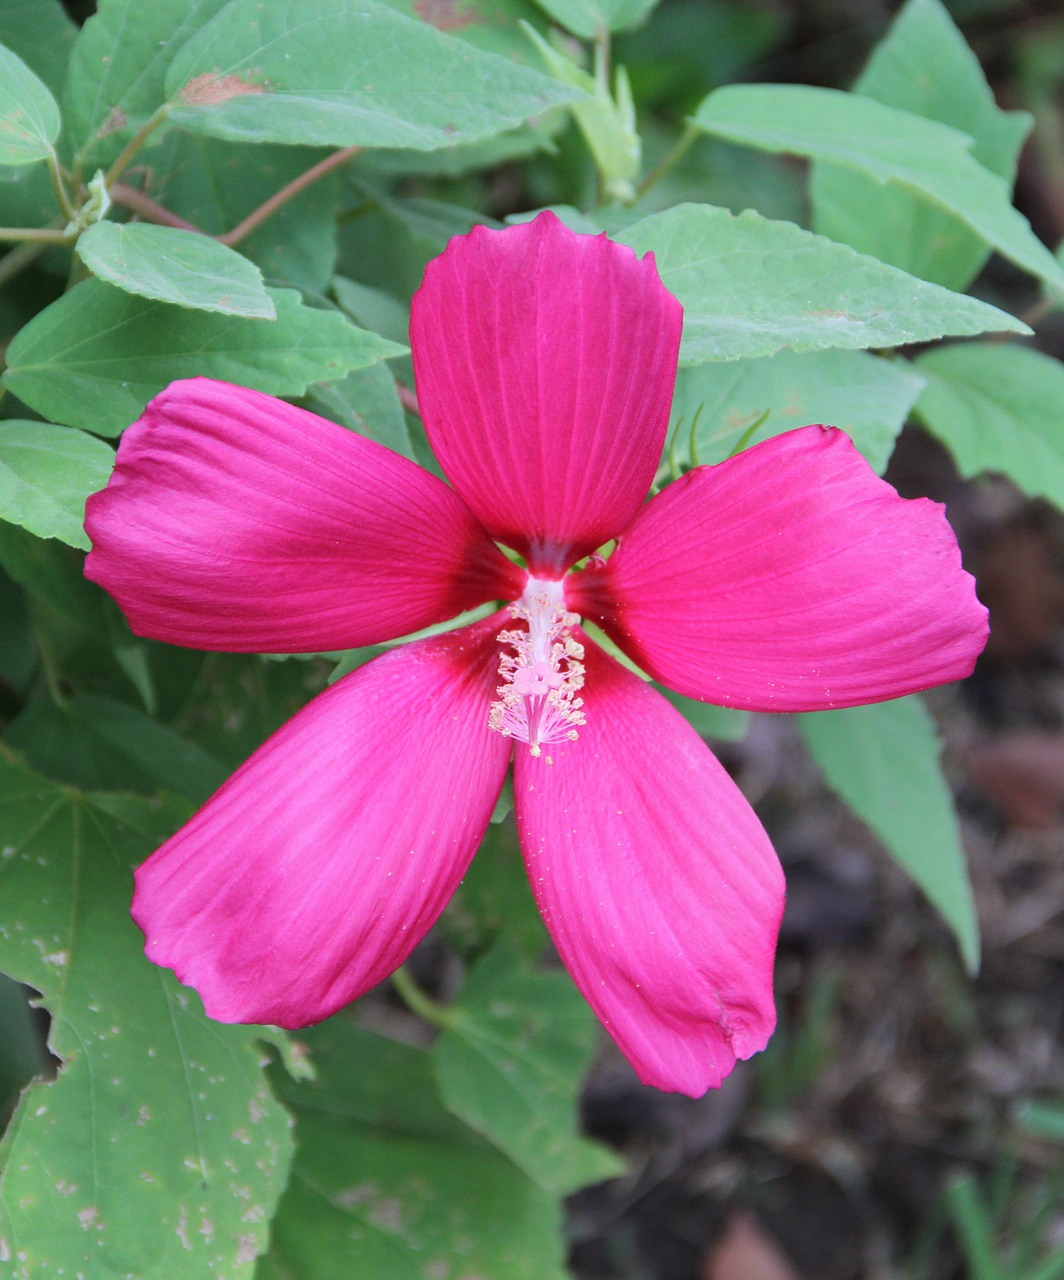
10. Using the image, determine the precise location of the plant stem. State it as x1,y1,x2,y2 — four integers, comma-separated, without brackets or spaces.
108,184,203,232
46,154,76,221
390,966,454,1030
635,122,698,201
109,146,362,248
0,239,48,289
103,107,170,188
0,226,71,244
219,145,361,246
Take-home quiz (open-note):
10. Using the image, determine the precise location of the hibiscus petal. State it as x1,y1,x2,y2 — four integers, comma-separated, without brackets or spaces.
86,378,522,652
513,636,783,1096
410,211,683,575
569,426,988,711
132,618,510,1028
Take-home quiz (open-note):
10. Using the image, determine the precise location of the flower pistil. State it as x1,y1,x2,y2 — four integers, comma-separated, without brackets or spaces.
489,577,586,757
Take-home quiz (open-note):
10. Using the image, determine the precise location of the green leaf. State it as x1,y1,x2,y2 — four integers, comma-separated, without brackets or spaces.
0,0,77,96
266,1020,570,1280
434,940,623,1194
656,686,749,741
913,343,1064,509
0,759,294,1278
149,135,341,293
668,348,925,475
529,0,658,38
164,0,581,151
377,0,551,63
2,281,406,435
5,694,227,804
693,84,1064,293
615,204,1027,363
62,0,231,169
0,422,114,549
77,222,276,319
810,0,1032,291
443,818,550,961
304,362,413,459
799,696,979,971
0,41,60,166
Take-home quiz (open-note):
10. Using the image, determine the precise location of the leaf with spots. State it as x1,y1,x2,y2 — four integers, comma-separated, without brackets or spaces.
433,939,623,1194
264,1019,571,1280
0,755,294,1279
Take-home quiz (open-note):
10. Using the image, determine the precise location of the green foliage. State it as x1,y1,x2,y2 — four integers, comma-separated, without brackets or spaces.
799,696,979,972
434,941,624,1193
0,756,294,1279
811,0,1032,291
530,0,659,40
914,342,1064,509
164,0,582,150
3,282,404,433
668,348,924,475
694,83,1064,293
77,222,277,318
617,204,1027,364
62,0,232,170
265,1020,571,1279
0,42,61,167
0,421,114,548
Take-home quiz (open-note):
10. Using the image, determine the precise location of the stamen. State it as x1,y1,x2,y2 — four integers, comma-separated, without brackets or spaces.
489,578,586,756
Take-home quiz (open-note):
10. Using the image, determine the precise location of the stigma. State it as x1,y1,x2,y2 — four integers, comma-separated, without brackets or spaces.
489,578,586,757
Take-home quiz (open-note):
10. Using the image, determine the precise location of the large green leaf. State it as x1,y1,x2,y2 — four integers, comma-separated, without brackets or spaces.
0,0,77,96
265,1020,570,1280
442,818,549,962
913,342,1064,509
0,422,114,549
5,694,227,804
77,222,276,319
529,0,658,38
150,134,341,293
668,348,924,475
0,41,60,166
799,696,979,971
434,940,622,1194
0,758,294,1278
2,281,406,435
615,204,1027,364
62,0,231,168
810,0,1032,291
693,84,1064,293
164,0,580,151
304,362,413,459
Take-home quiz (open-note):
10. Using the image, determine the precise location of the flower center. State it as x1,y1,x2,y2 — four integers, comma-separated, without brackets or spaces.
489,577,585,757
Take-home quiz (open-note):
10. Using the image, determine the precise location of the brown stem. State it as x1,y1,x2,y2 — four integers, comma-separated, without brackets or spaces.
108,146,362,250
218,146,362,247
109,184,203,232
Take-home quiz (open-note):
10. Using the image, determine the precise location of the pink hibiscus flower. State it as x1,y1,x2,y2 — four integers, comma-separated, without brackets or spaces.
85,211,987,1096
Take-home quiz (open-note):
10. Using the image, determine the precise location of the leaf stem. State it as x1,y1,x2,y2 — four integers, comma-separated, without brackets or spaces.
0,226,71,244
46,153,76,221
390,966,454,1030
218,145,362,246
108,184,203,232
635,122,699,201
103,106,170,188
108,146,362,248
